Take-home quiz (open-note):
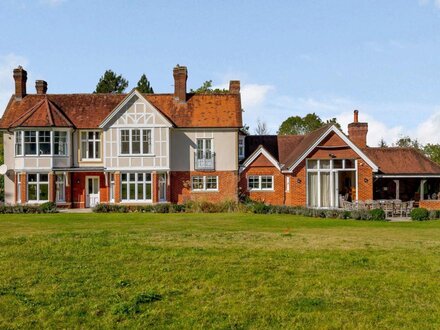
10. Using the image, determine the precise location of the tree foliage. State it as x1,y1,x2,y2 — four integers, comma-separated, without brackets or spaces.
190,80,228,94
393,136,422,149
94,70,129,94
136,74,154,93
388,135,440,165
254,119,270,135
277,113,341,135
378,138,388,148
423,144,440,164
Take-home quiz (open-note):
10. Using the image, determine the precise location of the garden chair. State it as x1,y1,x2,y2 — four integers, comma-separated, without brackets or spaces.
382,201,394,218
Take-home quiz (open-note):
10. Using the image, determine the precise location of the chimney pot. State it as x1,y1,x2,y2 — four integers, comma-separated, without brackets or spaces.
354,109,359,123
229,80,240,94
35,80,48,95
13,66,27,100
173,65,188,102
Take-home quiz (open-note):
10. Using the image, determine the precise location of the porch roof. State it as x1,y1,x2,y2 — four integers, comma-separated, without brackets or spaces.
364,147,440,176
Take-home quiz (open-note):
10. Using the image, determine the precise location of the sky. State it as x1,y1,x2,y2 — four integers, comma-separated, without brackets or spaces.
1,0,440,146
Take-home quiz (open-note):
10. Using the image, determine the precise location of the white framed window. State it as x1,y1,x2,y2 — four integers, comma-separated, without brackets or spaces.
55,174,65,202
54,132,67,156
191,176,218,191
286,176,290,192
159,173,167,201
17,174,21,203
110,173,115,202
238,136,245,160
24,131,37,155
38,131,51,155
27,173,49,202
81,131,101,160
15,131,23,156
247,175,274,191
119,129,152,155
196,138,213,160
121,172,152,201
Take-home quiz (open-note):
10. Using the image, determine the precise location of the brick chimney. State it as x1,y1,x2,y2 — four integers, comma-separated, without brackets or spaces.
35,80,48,95
173,65,187,102
229,80,240,94
13,66,27,100
348,110,368,148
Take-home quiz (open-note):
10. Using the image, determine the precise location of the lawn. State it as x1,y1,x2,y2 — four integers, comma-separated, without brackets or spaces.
0,213,439,329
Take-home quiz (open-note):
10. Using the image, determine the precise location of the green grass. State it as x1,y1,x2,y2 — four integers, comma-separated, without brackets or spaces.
0,213,439,329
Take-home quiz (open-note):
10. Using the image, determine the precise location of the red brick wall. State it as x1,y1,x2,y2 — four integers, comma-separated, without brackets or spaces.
288,161,307,206
20,172,27,203
71,172,108,208
239,166,285,205
170,171,238,204
419,200,440,210
357,162,373,201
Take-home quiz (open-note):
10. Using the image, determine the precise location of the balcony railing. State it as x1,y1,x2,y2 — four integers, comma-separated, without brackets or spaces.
194,151,216,171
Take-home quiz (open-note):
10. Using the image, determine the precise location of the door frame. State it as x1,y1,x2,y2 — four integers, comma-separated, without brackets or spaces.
85,176,100,208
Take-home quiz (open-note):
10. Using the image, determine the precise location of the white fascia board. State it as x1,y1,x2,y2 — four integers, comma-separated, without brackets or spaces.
374,174,440,178
287,125,379,172
240,146,280,174
99,89,173,129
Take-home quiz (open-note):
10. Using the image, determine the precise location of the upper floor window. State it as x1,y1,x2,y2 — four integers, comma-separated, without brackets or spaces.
81,131,101,160
120,129,152,155
238,137,245,160
15,130,68,156
196,138,213,160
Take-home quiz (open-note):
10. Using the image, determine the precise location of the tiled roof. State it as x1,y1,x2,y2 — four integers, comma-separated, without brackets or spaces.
8,97,74,128
0,92,242,129
363,148,440,175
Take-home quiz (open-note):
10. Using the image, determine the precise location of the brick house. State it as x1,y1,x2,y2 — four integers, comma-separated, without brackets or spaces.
239,111,440,209
0,66,242,208
2,66,440,210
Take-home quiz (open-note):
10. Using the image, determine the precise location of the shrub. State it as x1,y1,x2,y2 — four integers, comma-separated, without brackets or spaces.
152,203,171,213
251,202,270,214
369,208,386,221
428,210,440,220
411,208,429,221
0,203,57,214
350,210,372,221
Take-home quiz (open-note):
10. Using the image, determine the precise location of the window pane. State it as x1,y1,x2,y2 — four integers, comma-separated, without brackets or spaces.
122,183,127,200
145,183,152,200
38,131,51,155
24,131,37,155
54,132,67,155
345,159,355,169
81,141,88,159
39,184,49,201
129,183,136,200
132,129,141,154
94,141,100,159
39,174,48,182
129,173,135,181
121,130,130,154
88,131,94,139
15,132,22,155
28,174,37,182
261,176,273,189
307,160,318,169
137,173,143,181
145,173,151,182
248,176,259,189
121,173,127,182
320,160,330,169
137,183,144,200
307,172,318,207
333,160,343,169
142,130,151,154
28,184,37,200
88,142,94,158
206,176,217,190
192,176,204,190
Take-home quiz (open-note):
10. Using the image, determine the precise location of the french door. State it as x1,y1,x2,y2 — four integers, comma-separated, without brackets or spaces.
86,177,100,208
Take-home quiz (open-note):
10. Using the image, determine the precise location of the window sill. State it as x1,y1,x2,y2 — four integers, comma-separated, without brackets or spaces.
118,154,155,157
191,189,219,193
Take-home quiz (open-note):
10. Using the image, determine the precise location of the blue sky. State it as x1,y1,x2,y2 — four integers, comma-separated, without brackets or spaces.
1,0,440,145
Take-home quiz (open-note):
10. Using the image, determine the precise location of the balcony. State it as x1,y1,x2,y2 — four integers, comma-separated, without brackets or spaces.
194,152,216,171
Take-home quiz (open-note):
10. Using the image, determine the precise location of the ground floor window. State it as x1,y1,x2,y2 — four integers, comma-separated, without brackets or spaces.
17,174,21,203
121,172,152,201
110,173,115,202
159,173,167,201
307,159,356,208
55,174,65,202
248,175,274,191
191,176,218,191
27,173,49,202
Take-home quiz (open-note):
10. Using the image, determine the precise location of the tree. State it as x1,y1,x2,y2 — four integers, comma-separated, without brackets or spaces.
136,74,154,93
393,136,422,149
378,138,388,147
94,70,128,93
254,119,270,135
277,113,340,135
424,144,440,164
190,80,228,94
241,124,250,135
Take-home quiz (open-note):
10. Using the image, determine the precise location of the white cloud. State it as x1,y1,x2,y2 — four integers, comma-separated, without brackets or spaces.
414,109,440,144
0,53,29,116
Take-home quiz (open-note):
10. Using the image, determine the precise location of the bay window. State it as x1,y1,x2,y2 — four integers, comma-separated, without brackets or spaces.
54,132,67,155
15,131,23,155
24,131,37,155
15,130,69,156
121,172,152,201
81,131,101,160
120,129,152,155
27,173,49,202
191,176,218,191
248,175,274,191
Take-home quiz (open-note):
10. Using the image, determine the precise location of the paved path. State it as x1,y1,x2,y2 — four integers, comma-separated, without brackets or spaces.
387,217,412,222
59,208,93,214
